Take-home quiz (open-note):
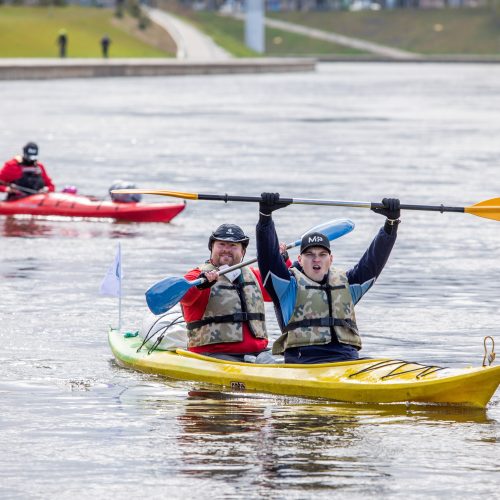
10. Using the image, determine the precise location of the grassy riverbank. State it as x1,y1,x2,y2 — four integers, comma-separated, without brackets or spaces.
2,4,498,58
193,11,366,56
270,8,500,55
0,6,175,57
156,0,500,56
154,0,366,56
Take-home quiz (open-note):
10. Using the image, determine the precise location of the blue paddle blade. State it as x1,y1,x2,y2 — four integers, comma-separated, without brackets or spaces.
292,219,354,247
146,276,200,315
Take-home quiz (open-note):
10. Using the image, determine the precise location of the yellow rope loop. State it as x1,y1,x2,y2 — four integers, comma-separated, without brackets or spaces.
482,336,496,367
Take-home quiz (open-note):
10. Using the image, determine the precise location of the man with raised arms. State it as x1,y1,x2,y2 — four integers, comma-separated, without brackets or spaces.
256,193,400,364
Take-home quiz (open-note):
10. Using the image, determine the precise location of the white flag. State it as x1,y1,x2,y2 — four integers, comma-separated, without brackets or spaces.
100,243,122,297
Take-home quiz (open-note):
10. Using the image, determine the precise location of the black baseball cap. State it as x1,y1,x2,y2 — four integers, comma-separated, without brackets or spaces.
300,232,331,254
23,142,38,160
208,224,250,250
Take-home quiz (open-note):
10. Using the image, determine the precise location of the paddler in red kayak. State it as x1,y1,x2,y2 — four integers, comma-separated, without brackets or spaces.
180,223,290,363
0,142,55,200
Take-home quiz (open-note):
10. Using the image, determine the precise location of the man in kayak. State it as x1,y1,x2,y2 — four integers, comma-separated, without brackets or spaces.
0,142,55,200
256,193,400,364
180,223,289,363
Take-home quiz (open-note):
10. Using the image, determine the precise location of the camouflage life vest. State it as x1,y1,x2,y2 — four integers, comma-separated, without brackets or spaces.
186,263,267,348
272,266,361,355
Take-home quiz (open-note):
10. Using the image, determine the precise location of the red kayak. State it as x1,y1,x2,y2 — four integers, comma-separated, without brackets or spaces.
0,193,186,223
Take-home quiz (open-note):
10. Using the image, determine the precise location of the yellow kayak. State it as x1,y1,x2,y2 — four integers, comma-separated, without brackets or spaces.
108,329,500,408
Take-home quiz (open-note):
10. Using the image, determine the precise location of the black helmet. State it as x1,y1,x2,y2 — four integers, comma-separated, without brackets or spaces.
208,224,250,251
23,142,38,161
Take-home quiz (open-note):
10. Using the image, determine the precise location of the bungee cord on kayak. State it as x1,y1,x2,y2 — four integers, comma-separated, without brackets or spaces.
146,316,185,355
348,359,445,380
136,312,186,355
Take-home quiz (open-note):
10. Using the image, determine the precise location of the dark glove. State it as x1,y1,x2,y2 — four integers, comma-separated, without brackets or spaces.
259,192,291,216
196,272,216,290
6,186,21,195
281,250,289,263
371,198,401,220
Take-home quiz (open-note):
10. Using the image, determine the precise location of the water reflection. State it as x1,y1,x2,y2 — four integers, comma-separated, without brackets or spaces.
0,217,62,238
0,216,143,239
171,389,491,488
182,390,491,425
1,256,41,279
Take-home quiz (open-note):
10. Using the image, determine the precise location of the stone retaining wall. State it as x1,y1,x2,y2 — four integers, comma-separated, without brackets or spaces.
0,58,316,80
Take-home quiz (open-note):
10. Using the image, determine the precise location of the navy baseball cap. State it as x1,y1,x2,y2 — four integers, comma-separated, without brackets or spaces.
300,232,331,254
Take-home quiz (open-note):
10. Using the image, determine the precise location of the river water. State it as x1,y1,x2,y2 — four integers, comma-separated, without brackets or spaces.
1,63,499,499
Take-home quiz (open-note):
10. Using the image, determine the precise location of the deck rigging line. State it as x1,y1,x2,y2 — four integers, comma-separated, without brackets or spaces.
348,359,446,380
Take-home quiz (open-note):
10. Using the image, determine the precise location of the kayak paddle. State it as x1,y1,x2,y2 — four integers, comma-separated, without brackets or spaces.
112,188,500,222
145,218,354,315
0,180,40,195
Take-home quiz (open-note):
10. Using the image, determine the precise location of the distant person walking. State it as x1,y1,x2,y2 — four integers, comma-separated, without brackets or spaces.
101,35,111,58
57,29,68,58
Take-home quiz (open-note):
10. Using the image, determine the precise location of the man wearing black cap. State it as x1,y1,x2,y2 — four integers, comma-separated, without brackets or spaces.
256,192,400,364
0,143,55,200
180,223,288,362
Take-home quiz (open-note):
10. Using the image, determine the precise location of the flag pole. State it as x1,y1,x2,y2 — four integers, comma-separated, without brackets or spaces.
99,242,124,332
118,242,122,333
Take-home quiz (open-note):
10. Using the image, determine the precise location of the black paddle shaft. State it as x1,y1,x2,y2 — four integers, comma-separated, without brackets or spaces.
198,193,294,204
0,180,39,195
197,193,465,214
376,203,465,213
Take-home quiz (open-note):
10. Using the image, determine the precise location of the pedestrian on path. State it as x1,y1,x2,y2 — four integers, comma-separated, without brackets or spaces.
57,29,68,58
101,35,111,58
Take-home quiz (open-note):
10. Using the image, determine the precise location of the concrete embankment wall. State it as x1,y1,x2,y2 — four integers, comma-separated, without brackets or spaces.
317,55,500,64
0,58,316,80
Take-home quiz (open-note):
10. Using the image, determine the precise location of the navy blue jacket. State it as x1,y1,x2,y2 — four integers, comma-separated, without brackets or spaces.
256,216,398,363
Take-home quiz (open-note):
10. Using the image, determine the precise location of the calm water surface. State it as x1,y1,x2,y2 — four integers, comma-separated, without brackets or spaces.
1,63,499,499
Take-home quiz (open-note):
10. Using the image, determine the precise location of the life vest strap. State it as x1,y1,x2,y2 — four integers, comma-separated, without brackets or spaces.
283,317,358,333
304,284,345,292
186,312,265,331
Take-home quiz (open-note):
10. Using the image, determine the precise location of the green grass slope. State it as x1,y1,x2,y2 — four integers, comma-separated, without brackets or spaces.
192,12,367,55
153,1,367,56
270,8,500,55
0,6,172,57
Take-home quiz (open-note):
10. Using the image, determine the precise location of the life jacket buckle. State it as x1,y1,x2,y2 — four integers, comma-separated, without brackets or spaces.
234,312,249,322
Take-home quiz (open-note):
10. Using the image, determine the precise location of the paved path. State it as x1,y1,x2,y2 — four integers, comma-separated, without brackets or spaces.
146,7,232,61
231,14,419,60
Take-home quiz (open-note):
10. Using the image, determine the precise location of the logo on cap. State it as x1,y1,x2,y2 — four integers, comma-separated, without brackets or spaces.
308,235,324,244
